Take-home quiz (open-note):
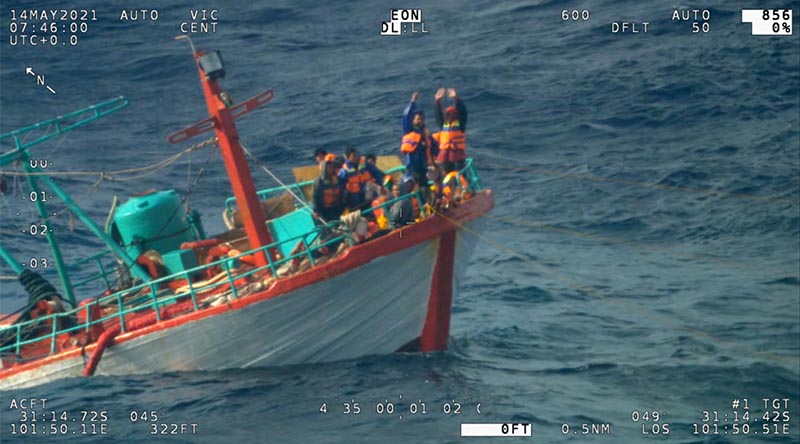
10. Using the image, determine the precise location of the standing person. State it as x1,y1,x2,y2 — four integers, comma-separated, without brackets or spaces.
338,147,385,210
314,148,328,164
314,148,328,171
433,88,468,170
312,159,344,223
401,91,435,191
314,149,340,172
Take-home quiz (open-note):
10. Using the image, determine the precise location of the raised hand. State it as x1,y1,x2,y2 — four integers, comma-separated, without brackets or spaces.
411,91,420,102
434,88,445,101
447,88,457,98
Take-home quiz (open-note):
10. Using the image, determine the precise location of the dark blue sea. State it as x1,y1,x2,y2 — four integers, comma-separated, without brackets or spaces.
1,1,798,443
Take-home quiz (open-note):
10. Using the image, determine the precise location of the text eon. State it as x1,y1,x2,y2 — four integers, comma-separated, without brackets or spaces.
391,9,420,21
381,9,427,36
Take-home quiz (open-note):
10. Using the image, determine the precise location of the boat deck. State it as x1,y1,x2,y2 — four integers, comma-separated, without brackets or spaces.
0,159,487,374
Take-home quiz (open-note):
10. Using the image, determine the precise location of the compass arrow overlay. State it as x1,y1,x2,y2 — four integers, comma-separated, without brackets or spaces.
25,67,56,94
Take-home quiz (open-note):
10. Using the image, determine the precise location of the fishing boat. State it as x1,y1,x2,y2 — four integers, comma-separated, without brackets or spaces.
0,45,493,390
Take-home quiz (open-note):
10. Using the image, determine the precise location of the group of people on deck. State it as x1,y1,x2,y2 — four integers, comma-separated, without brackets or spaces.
311,88,472,230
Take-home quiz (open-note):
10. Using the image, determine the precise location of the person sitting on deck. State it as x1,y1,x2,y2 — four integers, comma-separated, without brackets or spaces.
366,153,394,189
312,158,345,223
370,188,390,229
362,178,387,224
403,175,422,220
365,153,394,190
433,88,468,170
426,164,444,210
441,161,471,207
388,179,415,229
401,91,436,193
338,147,385,211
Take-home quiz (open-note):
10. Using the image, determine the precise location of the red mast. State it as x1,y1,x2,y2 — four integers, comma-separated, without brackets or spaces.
188,50,274,267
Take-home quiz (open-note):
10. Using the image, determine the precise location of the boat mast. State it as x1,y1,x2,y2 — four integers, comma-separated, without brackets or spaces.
185,47,274,267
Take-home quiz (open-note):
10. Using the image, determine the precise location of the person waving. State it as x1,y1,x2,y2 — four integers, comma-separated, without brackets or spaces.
433,88,468,170
400,91,436,189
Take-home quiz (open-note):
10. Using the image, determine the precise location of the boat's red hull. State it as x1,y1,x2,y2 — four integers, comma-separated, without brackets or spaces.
0,191,492,390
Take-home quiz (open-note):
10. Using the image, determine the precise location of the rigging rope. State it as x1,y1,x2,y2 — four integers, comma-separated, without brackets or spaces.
239,142,328,225
109,146,216,279
4,137,218,231
0,137,217,182
0,138,217,295
148,145,215,243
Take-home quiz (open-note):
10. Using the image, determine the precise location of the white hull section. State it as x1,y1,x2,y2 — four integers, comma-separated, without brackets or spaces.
2,222,484,391
453,219,484,298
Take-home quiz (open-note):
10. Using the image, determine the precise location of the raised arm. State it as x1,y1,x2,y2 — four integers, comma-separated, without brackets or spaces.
434,88,445,127
455,98,467,130
365,161,385,183
448,88,468,130
402,91,419,134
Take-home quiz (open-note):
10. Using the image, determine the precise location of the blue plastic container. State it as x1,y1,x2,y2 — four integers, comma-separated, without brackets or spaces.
268,208,318,259
112,189,195,257
162,249,200,278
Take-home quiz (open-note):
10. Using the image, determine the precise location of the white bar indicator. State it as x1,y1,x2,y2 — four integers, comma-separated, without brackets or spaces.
461,423,532,437
741,9,793,35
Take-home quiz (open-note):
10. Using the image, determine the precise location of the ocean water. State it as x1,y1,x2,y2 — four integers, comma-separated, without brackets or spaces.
0,1,798,443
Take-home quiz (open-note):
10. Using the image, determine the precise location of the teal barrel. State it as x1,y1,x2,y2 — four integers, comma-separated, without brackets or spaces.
112,190,196,257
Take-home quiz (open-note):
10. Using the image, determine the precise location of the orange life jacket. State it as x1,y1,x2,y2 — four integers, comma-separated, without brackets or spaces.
371,196,387,219
343,167,374,194
401,129,433,162
434,122,466,163
322,185,342,208
410,195,421,219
